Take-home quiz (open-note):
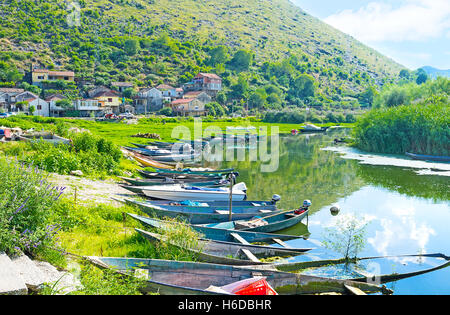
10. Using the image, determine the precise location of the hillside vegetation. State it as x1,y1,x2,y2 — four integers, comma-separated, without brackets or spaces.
0,0,405,112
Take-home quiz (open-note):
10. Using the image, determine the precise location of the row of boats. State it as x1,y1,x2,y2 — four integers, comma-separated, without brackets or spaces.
87,139,450,295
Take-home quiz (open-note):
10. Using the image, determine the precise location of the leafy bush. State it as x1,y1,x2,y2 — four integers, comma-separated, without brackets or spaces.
0,157,65,255
17,132,122,176
158,107,173,116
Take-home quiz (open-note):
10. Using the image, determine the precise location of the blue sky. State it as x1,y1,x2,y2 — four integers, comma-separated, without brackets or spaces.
291,0,450,70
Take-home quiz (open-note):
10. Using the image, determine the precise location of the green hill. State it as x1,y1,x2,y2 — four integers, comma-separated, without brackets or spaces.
0,0,405,111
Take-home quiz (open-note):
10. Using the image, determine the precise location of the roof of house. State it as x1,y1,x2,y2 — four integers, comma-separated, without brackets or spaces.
170,99,193,105
0,88,25,94
156,84,175,90
45,94,65,101
17,91,39,98
139,87,159,92
175,88,184,92
22,97,38,102
111,82,133,87
92,90,121,98
33,69,75,77
195,73,222,80
183,91,207,98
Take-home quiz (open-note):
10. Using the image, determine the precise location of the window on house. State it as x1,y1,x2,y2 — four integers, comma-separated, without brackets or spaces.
38,76,44,80
64,77,69,80
108,98,113,102
37,105,42,110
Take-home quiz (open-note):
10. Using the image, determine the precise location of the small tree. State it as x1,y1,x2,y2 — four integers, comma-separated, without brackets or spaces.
323,215,368,261
158,107,173,117
29,105,36,115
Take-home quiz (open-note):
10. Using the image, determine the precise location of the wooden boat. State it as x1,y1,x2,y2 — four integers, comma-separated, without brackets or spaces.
406,152,450,163
152,167,236,175
17,133,71,145
299,127,328,133
271,253,450,284
86,257,384,295
123,146,174,156
120,199,280,224
198,210,309,233
119,177,228,187
128,198,279,210
131,152,174,169
137,169,225,180
139,182,247,201
120,181,229,195
128,214,299,244
136,228,313,266
130,142,194,152
150,153,201,163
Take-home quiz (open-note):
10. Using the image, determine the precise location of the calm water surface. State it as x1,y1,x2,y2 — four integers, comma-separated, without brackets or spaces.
209,130,450,295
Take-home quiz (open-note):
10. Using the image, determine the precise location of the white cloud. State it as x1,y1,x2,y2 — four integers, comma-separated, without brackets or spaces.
324,0,450,42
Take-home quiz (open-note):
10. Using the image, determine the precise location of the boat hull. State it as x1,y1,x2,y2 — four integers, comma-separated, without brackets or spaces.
203,210,309,233
141,186,246,202
129,214,299,243
406,152,450,163
86,257,383,295
125,200,279,224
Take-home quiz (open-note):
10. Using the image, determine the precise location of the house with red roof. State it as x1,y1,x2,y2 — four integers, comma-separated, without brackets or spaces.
184,73,222,97
166,98,206,116
31,68,75,87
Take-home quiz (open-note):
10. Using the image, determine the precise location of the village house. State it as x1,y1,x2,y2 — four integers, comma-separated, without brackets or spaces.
0,88,25,112
31,69,75,87
13,91,50,116
134,87,164,114
45,94,66,117
166,98,206,116
183,91,212,104
73,99,101,117
111,82,133,93
88,87,122,114
184,73,222,97
87,86,111,98
156,83,183,103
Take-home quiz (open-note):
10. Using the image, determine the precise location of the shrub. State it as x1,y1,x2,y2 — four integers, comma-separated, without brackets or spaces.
0,157,65,255
158,107,173,116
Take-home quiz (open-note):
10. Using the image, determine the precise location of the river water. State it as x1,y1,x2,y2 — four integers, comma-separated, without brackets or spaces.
209,129,450,295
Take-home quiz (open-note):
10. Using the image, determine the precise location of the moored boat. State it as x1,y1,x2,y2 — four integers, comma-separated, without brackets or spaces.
130,152,174,169
137,169,224,180
128,214,299,244
199,209,309,233
86,257,384,295
406,152,450,163
120,199,280,224
152,167,236,175
271,253,450,284
139,182,247,201
135,229,313,266
119,176,228,187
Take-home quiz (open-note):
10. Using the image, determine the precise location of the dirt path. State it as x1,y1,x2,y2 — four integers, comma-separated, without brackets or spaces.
48,174,132,206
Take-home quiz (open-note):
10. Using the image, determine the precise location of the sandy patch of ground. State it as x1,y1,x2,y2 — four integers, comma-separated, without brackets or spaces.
48,174,132,206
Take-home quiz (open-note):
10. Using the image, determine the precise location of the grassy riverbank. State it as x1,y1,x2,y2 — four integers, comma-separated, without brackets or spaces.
0,115,353,178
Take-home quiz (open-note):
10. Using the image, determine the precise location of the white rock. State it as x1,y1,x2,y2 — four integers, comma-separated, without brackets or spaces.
70,170,84,176
33,260,81,295
0,253,28,295
11,254,46,291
